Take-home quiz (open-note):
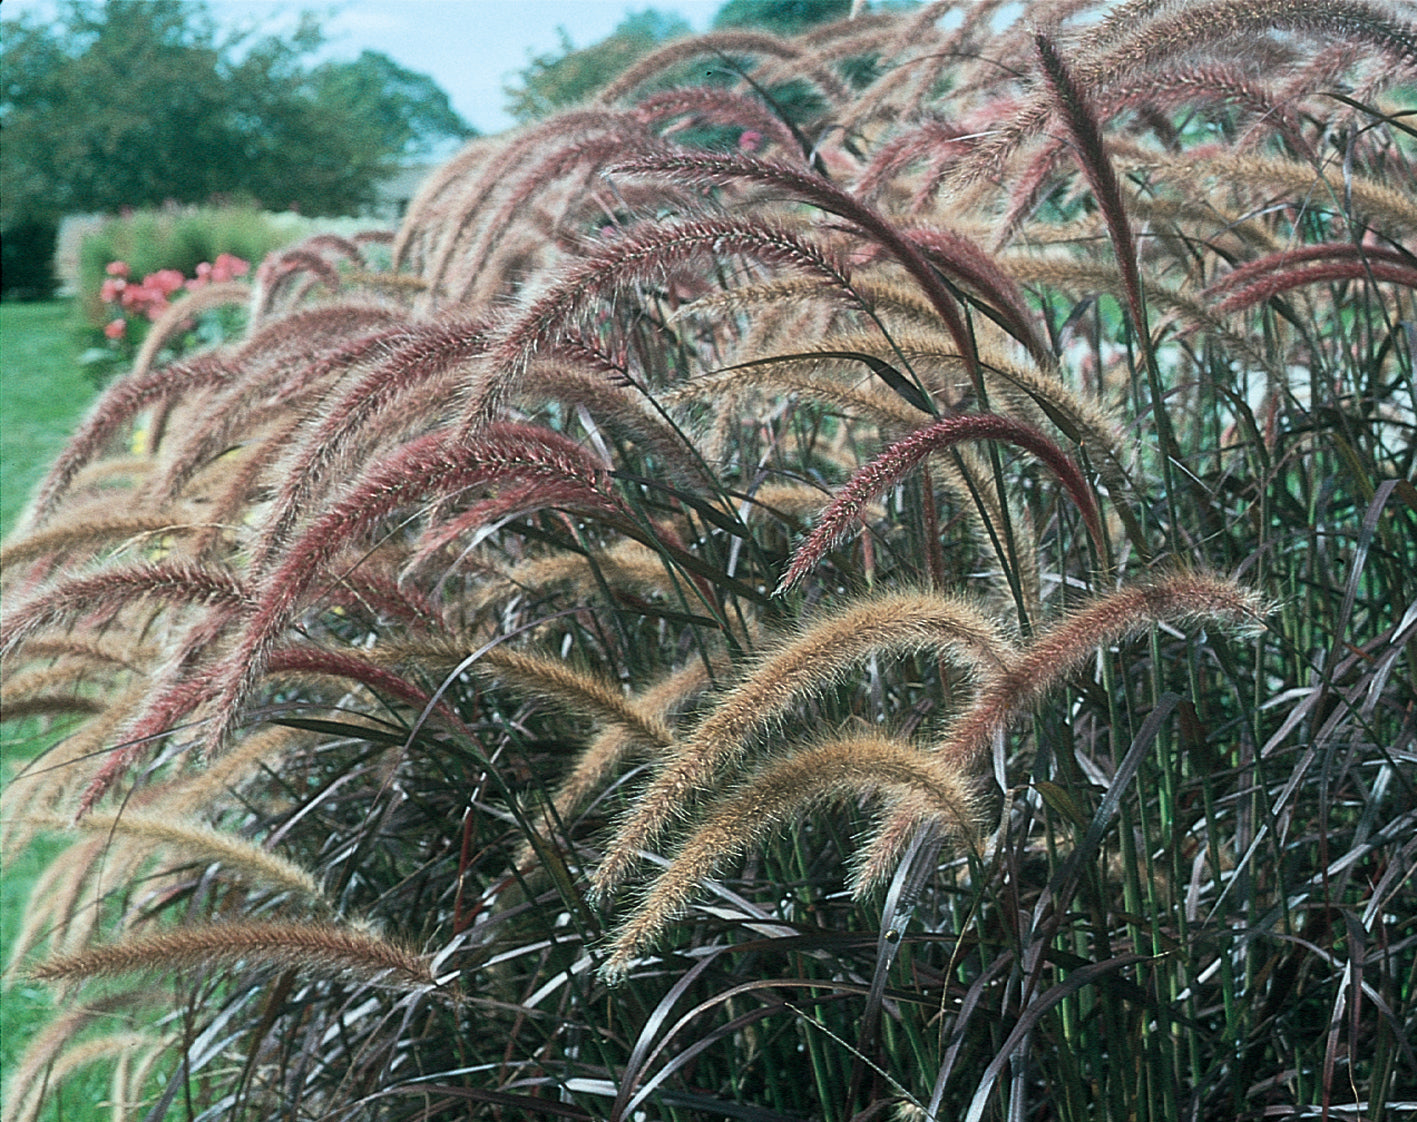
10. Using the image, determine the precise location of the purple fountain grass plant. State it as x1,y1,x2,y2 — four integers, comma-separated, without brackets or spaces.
176,424,631,766
6,5,1414,1116
227,301,408,370
251,317,491,571
610,151,986,384
776,412,1104,595
0,560,250,662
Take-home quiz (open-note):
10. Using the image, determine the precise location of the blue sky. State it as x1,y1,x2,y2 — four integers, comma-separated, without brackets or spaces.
11,0,729,135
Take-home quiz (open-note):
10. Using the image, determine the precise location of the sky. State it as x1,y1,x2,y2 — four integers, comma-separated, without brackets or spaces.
9,0,731,136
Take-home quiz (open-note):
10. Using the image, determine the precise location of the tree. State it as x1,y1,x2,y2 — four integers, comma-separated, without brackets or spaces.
308,50,473,160
501,1,893,127
711,0,852,34
0,0,472,294
503,9,689,125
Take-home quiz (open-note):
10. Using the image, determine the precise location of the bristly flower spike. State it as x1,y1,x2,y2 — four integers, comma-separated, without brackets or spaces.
853,573,1272,892
591,590,1015,899
776,412,1104,595
599,734,981,982
611,152,986,387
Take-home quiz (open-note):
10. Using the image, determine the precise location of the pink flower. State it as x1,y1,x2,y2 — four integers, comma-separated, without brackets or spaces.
105,260,130,278
738,129,763,153
210,253,250,282
103,318,127,340
117,278,170,320
100,277,127,303
119,282,152,312
146,268,186,296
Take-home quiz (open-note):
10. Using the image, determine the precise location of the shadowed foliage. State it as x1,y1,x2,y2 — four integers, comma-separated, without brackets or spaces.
3,2,1415,1119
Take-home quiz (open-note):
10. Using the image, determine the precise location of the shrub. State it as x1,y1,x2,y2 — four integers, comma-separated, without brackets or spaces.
3,3,1415,1119
77,254,254,388
74,205,293,326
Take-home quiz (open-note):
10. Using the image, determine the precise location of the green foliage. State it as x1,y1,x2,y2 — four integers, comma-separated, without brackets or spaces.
73,206,287,324
308,49,474,160
0,301,96,534
0,223,59,301
0,0,471,266
504,9,691,123
712,0,853,34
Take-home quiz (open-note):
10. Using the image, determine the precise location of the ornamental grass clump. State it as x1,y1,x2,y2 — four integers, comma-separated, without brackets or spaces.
3,2,1415,1118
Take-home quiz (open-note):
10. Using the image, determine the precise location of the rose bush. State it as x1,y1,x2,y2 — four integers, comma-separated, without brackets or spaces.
83,253,251,383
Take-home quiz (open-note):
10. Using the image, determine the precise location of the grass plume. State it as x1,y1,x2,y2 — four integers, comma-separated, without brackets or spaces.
592,591,1014,897
777,412,1104,594
28,922,434,990
601,733,981,981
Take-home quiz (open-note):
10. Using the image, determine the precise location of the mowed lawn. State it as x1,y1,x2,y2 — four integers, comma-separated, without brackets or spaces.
2,298,107,1121
1,300,96,535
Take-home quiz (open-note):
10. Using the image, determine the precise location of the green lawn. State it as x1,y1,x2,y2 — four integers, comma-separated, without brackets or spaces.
1,300,96,536
2,298,107,1121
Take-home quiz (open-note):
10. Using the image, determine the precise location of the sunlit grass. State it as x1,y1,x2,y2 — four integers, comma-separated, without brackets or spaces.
0,301,94,535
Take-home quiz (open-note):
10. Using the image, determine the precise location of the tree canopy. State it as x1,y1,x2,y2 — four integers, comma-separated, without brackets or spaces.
501,0,874,126
711,0,853,34
0,0,473,229
503,9,691,125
